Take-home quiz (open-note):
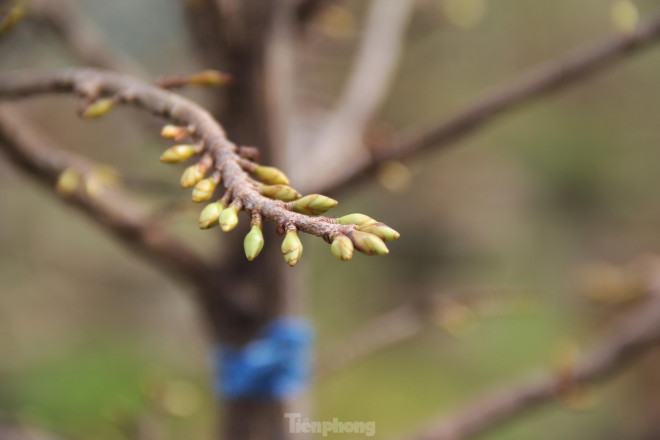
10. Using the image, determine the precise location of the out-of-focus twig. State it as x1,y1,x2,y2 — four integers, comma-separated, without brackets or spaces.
318,12,660,195
0,106,211,286
406,288,660,440
317,301,424,377
299,0,413,189
28,0,148,77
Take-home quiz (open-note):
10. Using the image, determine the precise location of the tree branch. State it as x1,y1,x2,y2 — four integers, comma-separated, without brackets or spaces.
0,68,396,263
299,0,413,189
407,291,660,440
28,0,148,77
0,106,210,286
318,12,660,195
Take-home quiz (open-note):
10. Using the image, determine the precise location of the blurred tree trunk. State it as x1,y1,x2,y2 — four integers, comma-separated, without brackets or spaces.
185,1,300,439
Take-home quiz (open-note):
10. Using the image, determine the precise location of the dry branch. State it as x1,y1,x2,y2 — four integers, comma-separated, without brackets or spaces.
0,106,210,285
301,0,413,189
407,292,660,440
319,12,660,195
0,68,396,264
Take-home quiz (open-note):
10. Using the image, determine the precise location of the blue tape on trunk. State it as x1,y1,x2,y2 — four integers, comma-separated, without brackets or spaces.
213,317,313,400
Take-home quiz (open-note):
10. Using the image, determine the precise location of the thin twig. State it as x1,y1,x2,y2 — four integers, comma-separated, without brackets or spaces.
317,12,660,195
407,291,660,440
0,106,211,286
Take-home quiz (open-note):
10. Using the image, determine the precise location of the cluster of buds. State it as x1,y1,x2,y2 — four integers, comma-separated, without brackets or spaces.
154,117,400,266
329,213,399,261
55,165,119,198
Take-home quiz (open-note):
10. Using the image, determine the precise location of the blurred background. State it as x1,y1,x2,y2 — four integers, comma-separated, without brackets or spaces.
2,0,660,439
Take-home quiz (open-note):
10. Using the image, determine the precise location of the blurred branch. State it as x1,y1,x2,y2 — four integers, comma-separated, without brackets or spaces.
318,12,660,195
302,0,413,189
317,289,525,377
0,106,211,286
295,0,331,30
317,301,423,377
28,0,148,77
407,290,660,440
0,417,69,440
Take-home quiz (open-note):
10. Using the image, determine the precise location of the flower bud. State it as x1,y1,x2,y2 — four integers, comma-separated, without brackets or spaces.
191,178,217,202
161,125,188,140
349,230,389,256
292,194,338,216
244,226,265,261
337,213,375,226
358,222,400,242
160,145,196,163
281,230,303,266
331,234,354,261
199,202,224,229
219,206,239,232
188,70,231,87
261,185,301,202
81,98,114,119
0,2,26,35
56,168,81,197
253,165,290,185
180,165,204,188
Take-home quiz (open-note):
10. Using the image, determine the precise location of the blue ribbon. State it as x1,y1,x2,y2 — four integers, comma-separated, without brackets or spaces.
213,318,313,400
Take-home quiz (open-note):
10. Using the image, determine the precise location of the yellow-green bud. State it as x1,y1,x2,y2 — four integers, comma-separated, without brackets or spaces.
281,230,303,266
244,226,265,261
331,234,354,261
253,165,290,185
337,213,375,226
199,202,224,229
358,222,400,242
219,206,239,232
349,230,389,256
161,124,187,140
192,178,217,203
292,194,338,216
160,145,196,163
188,70,231,87
261,185,301,201
81,98,115,119
180,165,204,188
56,168,81,197
0,2,26,34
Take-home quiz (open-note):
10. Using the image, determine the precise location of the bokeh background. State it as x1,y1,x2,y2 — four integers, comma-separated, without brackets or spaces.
2,0,660,439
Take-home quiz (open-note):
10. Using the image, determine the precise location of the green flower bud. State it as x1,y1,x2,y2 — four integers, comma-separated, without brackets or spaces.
160,145,196,163
261,185,301,201
253,165,290,185
337,213,375,226
244,226,265,261
219,206,239,232
281,230,303,266
188,70,231,87
198,202,224,229
349,230,389,256
81,98,115,119
292,194,338,216
358,222,400,242
180,165,204,188
191,178,217,203
331,234,354,261
161,124,188,140
56,168,81,197
0,2,26,35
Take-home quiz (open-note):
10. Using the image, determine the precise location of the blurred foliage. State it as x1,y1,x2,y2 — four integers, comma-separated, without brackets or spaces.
2,0,660,439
